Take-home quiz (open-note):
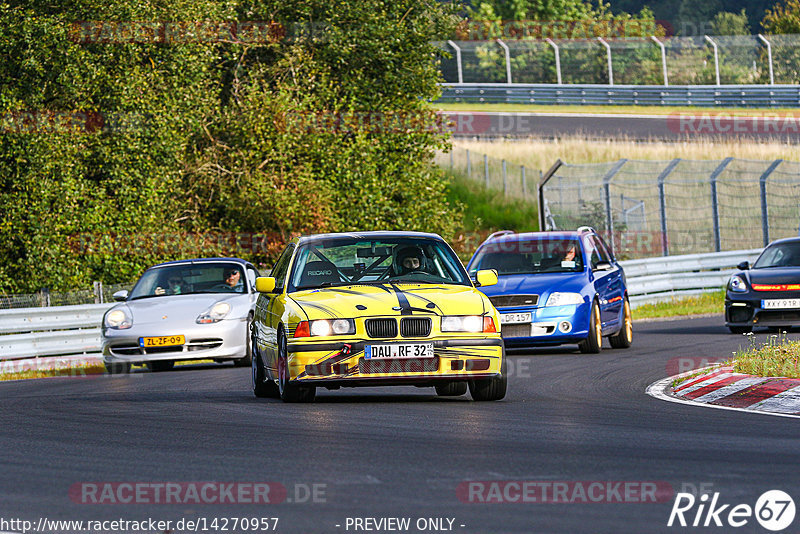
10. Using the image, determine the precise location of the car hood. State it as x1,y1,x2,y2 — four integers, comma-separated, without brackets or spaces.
120,293,248,325
289,283,491,319
745,268,800,285
479,272,586,298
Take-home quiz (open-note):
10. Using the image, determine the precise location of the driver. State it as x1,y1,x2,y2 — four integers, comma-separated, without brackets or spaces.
394,245,427,276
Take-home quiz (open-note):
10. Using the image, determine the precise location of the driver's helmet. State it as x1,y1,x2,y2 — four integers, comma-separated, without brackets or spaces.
393,245,427,275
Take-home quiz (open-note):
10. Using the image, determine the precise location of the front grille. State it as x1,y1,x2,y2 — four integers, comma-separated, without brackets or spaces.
110,344,142,356
365,318,398,338
489,294,539,308
400,317,432,338
359,357,439,374
501,324,531,338
186,338,224,352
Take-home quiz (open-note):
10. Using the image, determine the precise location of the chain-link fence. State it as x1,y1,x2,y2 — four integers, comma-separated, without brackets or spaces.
0,282,132,310
437,34,799,85
436,145,539,200
541,158,800,258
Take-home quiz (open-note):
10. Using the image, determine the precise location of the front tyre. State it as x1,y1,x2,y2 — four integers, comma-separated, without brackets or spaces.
277,328,316,403
578,300,602,354
469,357,507,401
609,297,633,349
234,314,254,367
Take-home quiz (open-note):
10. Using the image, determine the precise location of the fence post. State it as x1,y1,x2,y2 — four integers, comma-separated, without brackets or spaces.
466,149,471,177
521,165,526,198
657,158,681,256
758,34,774,85
502,159,507,196
602,159,628,253
93,281,103,304
709,157,733,252
760,159,783,246
447,40,463,84
597,37,613,86
538,160,563,231
496,39,512,84
484,154,489,188
546,38,562,85
651,36,668,86
704,36,720,86
39,288,50,307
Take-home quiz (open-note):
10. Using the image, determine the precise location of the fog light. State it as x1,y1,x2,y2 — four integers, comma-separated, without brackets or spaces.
559,321,572,333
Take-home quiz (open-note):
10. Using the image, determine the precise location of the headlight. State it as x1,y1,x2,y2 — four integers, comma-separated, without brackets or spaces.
310,319,355,336
196,302,231,324
729,275,748,293
441,315,485,333
545,292,584,307
104,308,132,329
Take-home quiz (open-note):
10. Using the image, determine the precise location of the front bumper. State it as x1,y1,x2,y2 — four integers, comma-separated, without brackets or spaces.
285,337,504,386
726,292,800,327
497,302,590,346
102,317,248,365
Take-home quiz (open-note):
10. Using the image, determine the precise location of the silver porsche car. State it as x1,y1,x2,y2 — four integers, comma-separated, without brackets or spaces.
101,258,260,373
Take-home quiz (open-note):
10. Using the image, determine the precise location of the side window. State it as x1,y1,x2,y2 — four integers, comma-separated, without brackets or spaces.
583,236,601,269
591,236,611,265
246,267,259,291
271,244,295,293
594,234,615,262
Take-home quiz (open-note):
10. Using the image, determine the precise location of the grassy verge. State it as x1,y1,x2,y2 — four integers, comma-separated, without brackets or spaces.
732,333,800,379
633,290,725,320
436,102,800,116
0,358,219,382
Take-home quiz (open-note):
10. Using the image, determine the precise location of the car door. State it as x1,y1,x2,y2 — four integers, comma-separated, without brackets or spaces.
591,235,624,328
255,244,294,376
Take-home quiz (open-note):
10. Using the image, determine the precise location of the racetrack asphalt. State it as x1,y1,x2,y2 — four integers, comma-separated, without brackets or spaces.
2,316,799,534
445,111,800,143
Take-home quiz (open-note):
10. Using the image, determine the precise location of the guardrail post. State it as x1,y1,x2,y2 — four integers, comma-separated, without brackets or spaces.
521,165,526,198
709,157,733,252
704,36,720,86
496,39,512,84
597,37,613,86
651,36,668,86
602,159,628,253
545,38,562,85
657,159,681,256
502,159,508,196
484,154,489,188
758,34,774,86
538,160,563,231
93,281,103,304
447,40,463,84
759,159,783,246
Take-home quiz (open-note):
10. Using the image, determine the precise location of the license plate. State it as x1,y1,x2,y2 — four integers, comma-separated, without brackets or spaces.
762,299,800,309
364,343,434,359
139,335,185,348
501,312,532,324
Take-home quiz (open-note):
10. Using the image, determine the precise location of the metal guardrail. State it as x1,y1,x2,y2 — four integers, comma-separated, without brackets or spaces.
439,84,800,107
620,248,762,307
0,248,765,360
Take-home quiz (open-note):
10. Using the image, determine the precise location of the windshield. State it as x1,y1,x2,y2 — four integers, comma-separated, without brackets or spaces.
129,263,246,299
469,238,583,275
754,242,800,269
288,237,470,291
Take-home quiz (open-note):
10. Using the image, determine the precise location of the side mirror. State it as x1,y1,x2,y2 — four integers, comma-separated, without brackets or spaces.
255,276,277,293
112,290,128,302
737,261,750,270
594,261,613,271
475,269,498,287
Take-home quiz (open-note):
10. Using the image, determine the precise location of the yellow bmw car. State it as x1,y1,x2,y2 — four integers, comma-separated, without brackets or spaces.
250,231,506,402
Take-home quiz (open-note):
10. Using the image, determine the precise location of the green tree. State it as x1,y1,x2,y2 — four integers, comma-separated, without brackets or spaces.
763,0,800,33
711,9,751,34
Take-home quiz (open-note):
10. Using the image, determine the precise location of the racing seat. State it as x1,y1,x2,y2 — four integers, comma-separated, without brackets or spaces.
298,260,340,287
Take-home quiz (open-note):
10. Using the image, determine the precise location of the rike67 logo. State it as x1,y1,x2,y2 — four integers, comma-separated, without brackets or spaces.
668,490,795,531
